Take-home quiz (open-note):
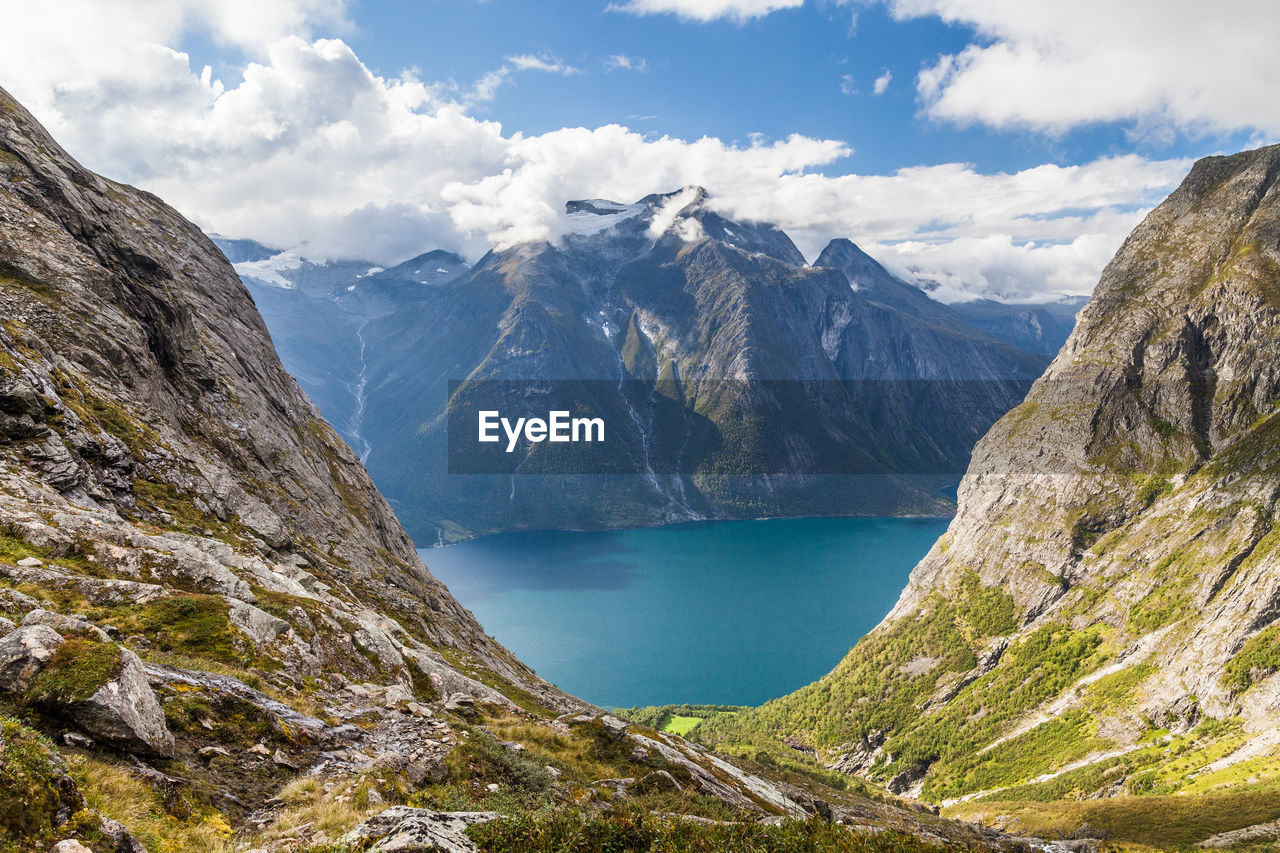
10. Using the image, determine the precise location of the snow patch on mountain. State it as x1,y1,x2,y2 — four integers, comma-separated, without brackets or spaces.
233,251,304,288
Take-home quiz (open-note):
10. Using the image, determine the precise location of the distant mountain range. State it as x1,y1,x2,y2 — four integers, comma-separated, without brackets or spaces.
221,189,1080,542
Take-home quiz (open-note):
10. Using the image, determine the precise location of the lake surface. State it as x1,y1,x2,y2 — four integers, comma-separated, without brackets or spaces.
418,516,948,709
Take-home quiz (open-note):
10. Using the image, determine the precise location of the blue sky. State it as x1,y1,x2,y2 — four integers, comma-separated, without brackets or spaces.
189,0,1257,176
2,0,1277,301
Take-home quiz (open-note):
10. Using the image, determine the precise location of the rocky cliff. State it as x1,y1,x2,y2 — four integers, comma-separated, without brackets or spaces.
703,144,1280,845
0,85,1036,852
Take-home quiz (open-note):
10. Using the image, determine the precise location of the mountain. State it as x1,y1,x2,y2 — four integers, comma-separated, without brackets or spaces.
701,144,1280,848
0,84,1037,852
231,188,1048,542
951,296,1087,356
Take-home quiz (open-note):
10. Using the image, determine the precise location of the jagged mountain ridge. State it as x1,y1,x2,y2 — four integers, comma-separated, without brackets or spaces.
701,143,1280,844
233,187,1050,542
0,83,1043,852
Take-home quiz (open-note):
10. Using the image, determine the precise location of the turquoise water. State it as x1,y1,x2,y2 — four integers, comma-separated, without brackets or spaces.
418,516,948,709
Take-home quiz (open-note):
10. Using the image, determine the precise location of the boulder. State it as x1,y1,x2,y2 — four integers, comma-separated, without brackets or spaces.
443,693,478,718
227,598,290,647
19,609,111,642
69,648,174,758
600,714,629,741
634,769,683,795
0,624,64,693
338,807,499,852
97,816,149,853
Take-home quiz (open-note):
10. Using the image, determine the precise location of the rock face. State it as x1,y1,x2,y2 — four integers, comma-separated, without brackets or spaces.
0,82,571,711
235,190,1046,541
707,144,1280,811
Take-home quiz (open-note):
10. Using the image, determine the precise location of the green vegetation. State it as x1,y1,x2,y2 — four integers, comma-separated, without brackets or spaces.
617,704,745,734
0,717,72,851
467,809,949,853
950,786,1280,850
700,573,1095,800
70,752,237,853
664,715,703,736
1222,622,1280,694
25,638,123,704
1081,663,1155,713
110,594,246,667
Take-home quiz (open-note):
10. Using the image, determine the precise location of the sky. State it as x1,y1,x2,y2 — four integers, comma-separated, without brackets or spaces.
0,0,1277,302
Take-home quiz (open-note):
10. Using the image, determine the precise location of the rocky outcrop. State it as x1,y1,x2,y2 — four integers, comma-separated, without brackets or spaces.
707,144,1280,822
0,624,63,693
338,807,498,852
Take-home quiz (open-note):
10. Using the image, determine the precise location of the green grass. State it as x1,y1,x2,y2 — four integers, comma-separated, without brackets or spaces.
949,787,1280,849
25,638,123,704
0,717,70,850
1222,622,1280,694
109,594,244,666
699,574,1103,801
466,808,950,853
664,715,703,736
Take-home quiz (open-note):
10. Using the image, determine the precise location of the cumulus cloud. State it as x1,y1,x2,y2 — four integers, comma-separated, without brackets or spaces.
872,70,891,95
887,0,1280,135
0,1,1193,300
607,0,805,23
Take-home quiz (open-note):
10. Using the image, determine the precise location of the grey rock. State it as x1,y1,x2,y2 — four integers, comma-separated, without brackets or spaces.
599,714,629,741
443,693,478,718
52,841,93,853
0,561,167,605
0,623,64,694
15,556,42,567
60,732,95,749
0,616,13,635
1198,818,1280,848
227,598,290,647
633,769,682,794
338,807,499,852
20,609,111,642
97,816,149,853
0,83,579,713
69,648,174,758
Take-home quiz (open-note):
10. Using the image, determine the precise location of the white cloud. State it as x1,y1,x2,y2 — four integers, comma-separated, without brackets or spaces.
607,0,804,23
467,53,579,105
0,1,1193,301
606,55,649,72
887,0,1280,135
506,54,580,75
872,69,891,95
646,186,706,240
839,74,857,96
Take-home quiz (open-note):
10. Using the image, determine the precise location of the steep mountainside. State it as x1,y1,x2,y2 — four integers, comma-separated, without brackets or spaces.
0,85,1035,852
702,144,1280,846
266,190,1045,542
952,296,1087,357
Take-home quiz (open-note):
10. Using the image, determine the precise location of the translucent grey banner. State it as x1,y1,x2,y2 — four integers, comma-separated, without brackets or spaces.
445,378,1034,475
